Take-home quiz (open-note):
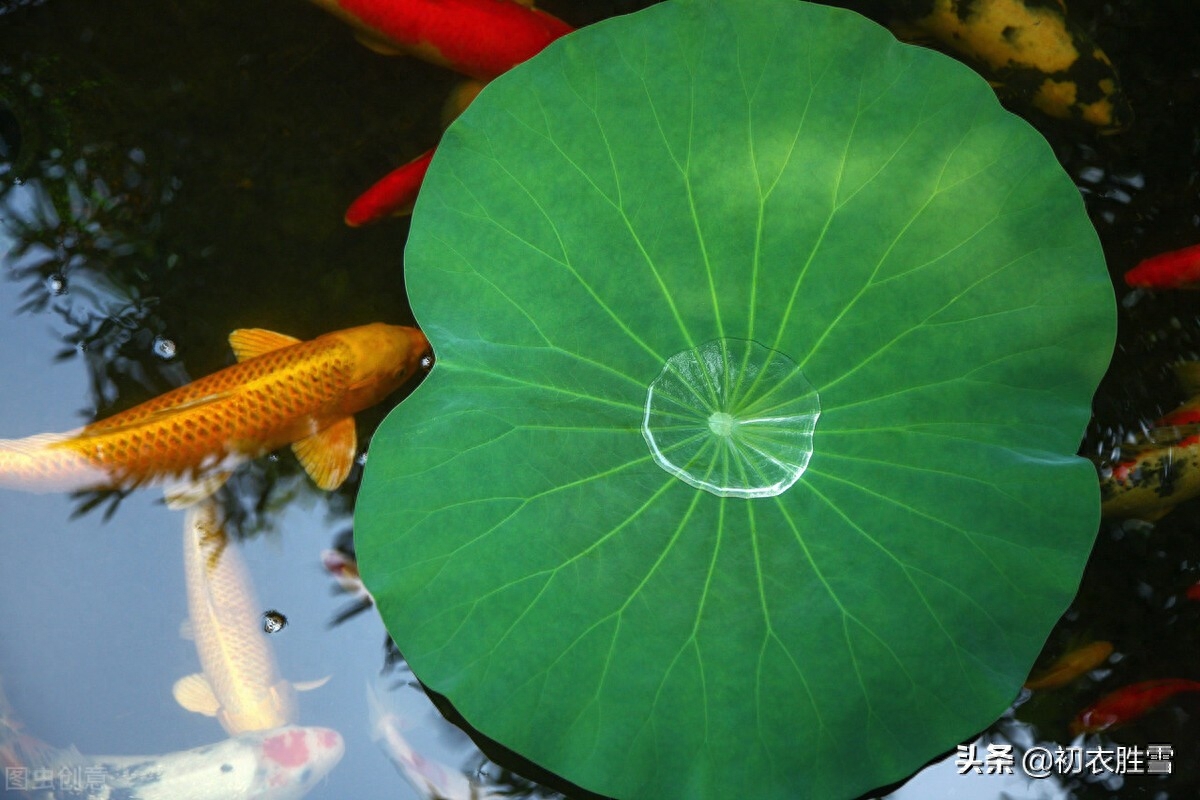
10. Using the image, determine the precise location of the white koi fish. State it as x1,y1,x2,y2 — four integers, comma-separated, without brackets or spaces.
173,500,327,735
367,681,502,800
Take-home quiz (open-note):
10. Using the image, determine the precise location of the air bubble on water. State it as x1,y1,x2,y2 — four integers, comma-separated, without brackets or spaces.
641,338,820,499
262,610,288,634
45,274,66,295
153,336,176,359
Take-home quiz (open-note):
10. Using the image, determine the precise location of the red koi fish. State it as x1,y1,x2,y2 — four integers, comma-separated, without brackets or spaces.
311,0,574,226
1025,641,1113,691
308,0,573,80
1071,679,1200,734
1124,243,1200,290
345,80,487,226
0,323,429,502
1100,362,1200,520
345,148,434,226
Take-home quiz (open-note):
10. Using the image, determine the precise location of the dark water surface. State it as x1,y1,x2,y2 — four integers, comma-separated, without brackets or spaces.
2,0,1199,798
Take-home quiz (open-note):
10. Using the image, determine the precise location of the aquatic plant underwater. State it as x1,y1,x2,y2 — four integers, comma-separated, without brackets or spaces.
354,0,1117,798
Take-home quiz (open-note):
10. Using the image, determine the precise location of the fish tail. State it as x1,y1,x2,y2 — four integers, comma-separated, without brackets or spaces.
0,432,111,493
0,679,74,784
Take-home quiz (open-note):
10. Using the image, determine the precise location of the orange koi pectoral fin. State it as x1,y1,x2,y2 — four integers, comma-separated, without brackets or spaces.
293,417,357,491
173,673,222,717
228,328,304,362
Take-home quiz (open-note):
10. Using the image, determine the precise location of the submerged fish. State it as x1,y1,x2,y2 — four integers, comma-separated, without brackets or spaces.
321,539,376,625
7,726,343,800
1071,678,1200,734
1,680,342,800
1024,640,1113,690
885,0,1131,131
1100,362,1200,520
308,0,573,81
174,500,327,736
0,323,429,502
1124,242,1200,290
344,79,487,226
344,148,435,227
367,682,501,800
316,0,572,226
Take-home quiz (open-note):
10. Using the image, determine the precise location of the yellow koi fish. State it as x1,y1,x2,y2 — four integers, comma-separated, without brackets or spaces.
886,0,1131,132
1024,640,1113,690
0,323,428,501
173,500,327,735
1100,362,1200,521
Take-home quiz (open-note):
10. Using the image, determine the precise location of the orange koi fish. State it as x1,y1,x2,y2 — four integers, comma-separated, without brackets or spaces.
0,323,428,501
1025,641,1113,691
1071,679,1200,734
308,0,573,81
1100,362,1200,521
1124,243,1200,290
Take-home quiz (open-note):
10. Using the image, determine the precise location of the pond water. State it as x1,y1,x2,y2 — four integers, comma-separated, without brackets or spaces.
1,0,1199,799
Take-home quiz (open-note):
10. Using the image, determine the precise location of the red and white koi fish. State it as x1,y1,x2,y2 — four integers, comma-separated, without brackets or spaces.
1124,243,1200,290
1071,679,1200,734
174,501,328,736
322,544,374,611
308,0,572,80
0,687,343,800
0,323,428,503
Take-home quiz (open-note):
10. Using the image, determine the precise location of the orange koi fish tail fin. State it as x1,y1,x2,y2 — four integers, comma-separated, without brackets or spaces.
0,432,112,494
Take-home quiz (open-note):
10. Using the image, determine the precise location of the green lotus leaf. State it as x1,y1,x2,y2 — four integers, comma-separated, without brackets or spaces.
356,0,1116,797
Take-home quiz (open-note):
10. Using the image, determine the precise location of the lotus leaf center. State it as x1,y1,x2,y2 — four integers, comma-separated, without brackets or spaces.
641,338,821,499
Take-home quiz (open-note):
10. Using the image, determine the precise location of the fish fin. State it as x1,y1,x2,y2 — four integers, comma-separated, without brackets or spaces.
228,328,303,362
292,417,357,491
353,31,406,56
0,430,81,452
163,470,230,509
172,674,221,716
293,675,333,693
1122,424,1200,454
1175,361,1200,397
